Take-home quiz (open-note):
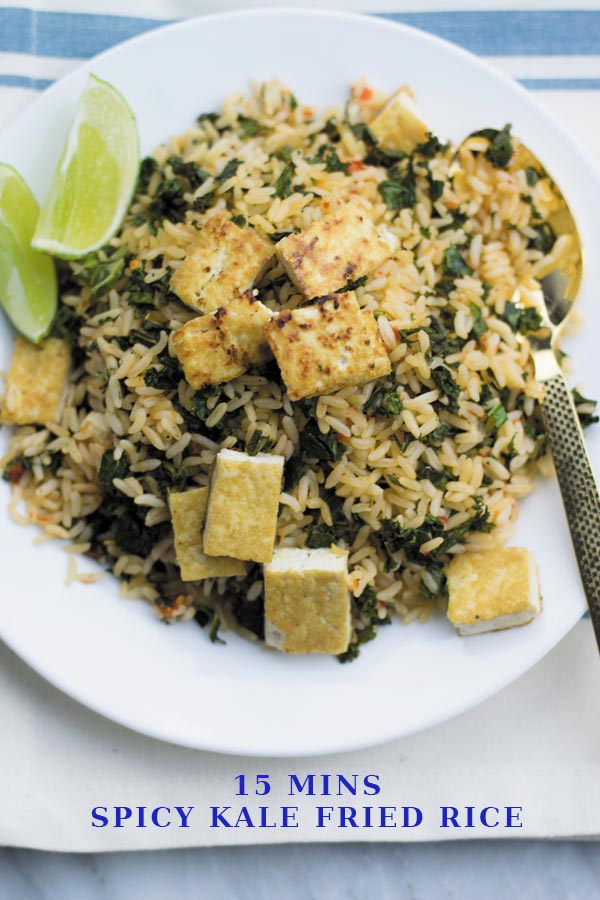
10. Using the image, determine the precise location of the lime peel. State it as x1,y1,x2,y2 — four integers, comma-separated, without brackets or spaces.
31,73,139,260
0,163,57,343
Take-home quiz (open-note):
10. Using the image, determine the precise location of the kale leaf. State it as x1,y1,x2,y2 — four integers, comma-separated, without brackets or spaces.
443,245,473,278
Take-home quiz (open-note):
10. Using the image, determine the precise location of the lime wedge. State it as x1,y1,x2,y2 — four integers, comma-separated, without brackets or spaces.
0,163,57,342
31,74,139,259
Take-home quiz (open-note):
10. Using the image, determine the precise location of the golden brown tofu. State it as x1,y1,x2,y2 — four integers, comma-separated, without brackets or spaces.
264,547,350,654
203,448,284,563
264,291,391,401
446,547,541,636
275,201,397,299
1,336,70,426
172,294,273,390
170,211,274,312
369,87,430,154
169,486,247,581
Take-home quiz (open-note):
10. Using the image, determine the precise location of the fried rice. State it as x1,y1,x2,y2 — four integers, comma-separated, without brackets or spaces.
0,78,583,660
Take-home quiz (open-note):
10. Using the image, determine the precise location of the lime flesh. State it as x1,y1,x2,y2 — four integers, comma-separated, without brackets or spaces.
32,73,139,259
0,164,57,342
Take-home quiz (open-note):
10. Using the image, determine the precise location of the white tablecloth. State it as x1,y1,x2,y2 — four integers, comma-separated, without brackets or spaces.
1,0,600,850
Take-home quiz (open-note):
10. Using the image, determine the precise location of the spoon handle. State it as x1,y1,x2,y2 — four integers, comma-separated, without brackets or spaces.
540,370,600,650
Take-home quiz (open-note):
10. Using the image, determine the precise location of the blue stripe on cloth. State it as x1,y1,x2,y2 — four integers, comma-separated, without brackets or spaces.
519,77,600,90
0,7,599,61
0,73,52,90
379,10,600,56
0,7,167,58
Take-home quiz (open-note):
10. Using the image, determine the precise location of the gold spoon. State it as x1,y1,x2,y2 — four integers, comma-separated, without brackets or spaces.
461,134,600,648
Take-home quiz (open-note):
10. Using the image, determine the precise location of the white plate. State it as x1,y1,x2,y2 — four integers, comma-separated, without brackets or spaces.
0,8,598,757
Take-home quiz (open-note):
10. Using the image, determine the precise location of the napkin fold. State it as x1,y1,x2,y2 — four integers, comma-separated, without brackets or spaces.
0,621,599,851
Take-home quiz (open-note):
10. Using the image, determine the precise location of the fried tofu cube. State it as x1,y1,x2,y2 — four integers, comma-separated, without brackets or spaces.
276,200,397,299
1,336,70,426
204,449,284,563
169,486,247,581
172,294,273,389
446,547,541,636
370,87,430,154
264,547,350,654
265,291,391,401
170,211,274,312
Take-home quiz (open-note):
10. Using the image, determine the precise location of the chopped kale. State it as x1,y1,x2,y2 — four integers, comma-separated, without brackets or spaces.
111,511,159,557
321,118,341,142
423,422,452,447
376,499,492,569
364,145,406,168
77,245,128,300
146,177,186,230
337,625,377,663
375,514,445,567
276,146,294,162
573,388,599,428
355,585,379,623
499,301,543,334
485,124,513,168
471,125,513,169
284,456,307,493
231,214,247,227
488,403,508,429
309,144,349,174
419,561,447,600
300,422,346,461
339,275,368,293
191,192,216,214
470,303,488,339
268,230,293,243
195,607,225,644
528,222,556,254
246,428,273,456
414,133,448,158
188,385,223,424
416,463,449,490
167,155,211,190
350,122,377,146
152,461,197,494
218,158,242,183
137,156,158,194
378,165,416,211
525,166,542,187
98,450,128,491
127,266,177,317
305,522,336,549
144,350,181,392
273,161,295,198
431,365,460,413
443,245,473,278
238,115,269,139
50,301,84,352
363,385,403,417
196,112,219,126
232,587,265,640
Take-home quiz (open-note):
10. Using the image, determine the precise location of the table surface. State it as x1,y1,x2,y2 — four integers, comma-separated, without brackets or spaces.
1,841,600,898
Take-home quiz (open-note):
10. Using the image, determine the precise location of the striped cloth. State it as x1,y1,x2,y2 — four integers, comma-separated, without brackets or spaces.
1,1,600,167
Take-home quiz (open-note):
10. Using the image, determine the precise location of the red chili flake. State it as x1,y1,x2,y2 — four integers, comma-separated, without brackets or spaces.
8,465,24,484
440,516,449,525
358,86,374,102
349,160,365,173
337,433,351,445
